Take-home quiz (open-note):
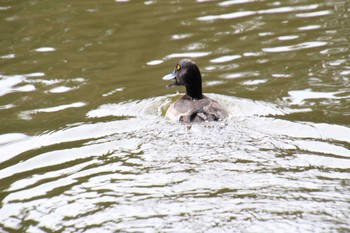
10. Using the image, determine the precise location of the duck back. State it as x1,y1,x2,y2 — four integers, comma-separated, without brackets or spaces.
166,95,228,123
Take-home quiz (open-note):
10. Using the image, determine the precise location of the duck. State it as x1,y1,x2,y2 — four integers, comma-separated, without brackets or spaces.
162,59,228,123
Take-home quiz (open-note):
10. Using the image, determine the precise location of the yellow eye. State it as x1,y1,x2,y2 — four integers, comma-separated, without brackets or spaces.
176,64,181,70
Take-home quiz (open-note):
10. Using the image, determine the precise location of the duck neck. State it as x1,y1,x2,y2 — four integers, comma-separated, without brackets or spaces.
185,84,203,100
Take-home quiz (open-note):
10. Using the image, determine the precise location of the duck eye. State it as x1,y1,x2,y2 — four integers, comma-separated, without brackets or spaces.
176,64,181,70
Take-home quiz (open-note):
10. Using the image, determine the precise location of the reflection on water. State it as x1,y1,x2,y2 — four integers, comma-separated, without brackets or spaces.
0,0,350,232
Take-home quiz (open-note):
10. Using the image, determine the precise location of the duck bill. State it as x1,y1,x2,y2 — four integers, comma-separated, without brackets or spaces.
162,72,176,80
162,72,178,88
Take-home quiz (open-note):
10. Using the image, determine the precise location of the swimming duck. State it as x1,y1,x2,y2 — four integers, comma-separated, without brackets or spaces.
162,59,228,123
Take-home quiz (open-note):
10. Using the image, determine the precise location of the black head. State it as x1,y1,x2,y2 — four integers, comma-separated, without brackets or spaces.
162,59,203,99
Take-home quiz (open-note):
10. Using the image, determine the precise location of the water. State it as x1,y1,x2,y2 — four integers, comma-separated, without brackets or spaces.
1,0,350,232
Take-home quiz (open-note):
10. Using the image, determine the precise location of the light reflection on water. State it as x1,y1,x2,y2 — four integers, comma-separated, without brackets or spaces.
0,0,350,232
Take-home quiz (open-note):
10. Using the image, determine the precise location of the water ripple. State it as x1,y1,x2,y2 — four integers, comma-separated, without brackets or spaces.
164,52,211,60
197,4,320,21
0,75,35,97
18,102,87,120
219,0,258,6
34,47,56,52
262,41,328,53
296,10,332,18
197,11,255,21
210,55,241,63
258,4,319,14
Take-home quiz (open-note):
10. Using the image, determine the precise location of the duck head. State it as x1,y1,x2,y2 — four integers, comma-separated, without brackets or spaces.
162,59,203,99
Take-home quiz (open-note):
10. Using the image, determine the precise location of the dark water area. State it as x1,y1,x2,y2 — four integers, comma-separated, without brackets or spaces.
0,0,349,232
